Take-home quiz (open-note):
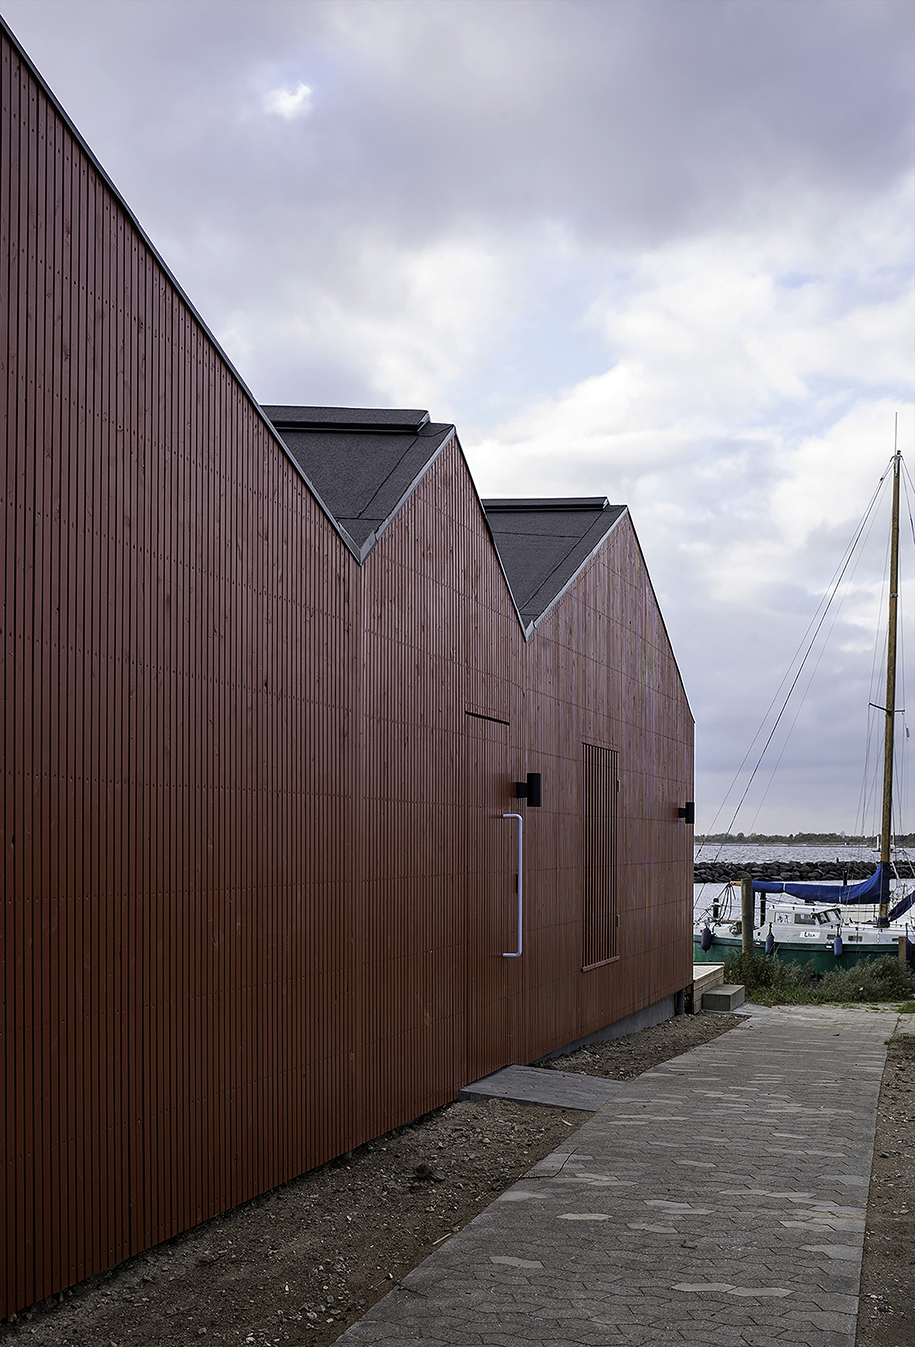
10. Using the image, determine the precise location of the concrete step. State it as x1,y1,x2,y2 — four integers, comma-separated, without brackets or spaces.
702,983,746,1012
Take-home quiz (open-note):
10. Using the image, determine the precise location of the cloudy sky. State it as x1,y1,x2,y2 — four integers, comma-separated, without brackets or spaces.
4,0,914,834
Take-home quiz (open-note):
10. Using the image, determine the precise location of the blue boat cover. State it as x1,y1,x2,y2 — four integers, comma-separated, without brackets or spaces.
752,864,915,917
888,889,915,921
752,863,890,903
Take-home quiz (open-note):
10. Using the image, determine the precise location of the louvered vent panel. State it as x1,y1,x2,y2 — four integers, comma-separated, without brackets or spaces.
582,744,619,969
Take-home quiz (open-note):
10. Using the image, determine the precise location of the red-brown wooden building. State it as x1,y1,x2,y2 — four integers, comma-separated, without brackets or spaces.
1,18,693,1318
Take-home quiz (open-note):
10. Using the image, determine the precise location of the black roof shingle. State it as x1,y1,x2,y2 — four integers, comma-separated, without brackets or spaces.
482,497,626,632
263,405,454,560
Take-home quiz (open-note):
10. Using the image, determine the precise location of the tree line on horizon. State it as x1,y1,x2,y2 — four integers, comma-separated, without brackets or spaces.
695,831,915,847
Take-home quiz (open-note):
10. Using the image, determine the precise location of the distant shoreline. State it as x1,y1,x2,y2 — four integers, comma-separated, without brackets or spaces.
696,833,915,847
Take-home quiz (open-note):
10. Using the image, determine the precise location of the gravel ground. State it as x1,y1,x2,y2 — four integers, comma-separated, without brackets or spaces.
2,1008,910,1347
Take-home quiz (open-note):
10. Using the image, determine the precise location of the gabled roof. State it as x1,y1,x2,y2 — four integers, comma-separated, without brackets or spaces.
481,498,626,632
263,407,627,634
263,406,455,562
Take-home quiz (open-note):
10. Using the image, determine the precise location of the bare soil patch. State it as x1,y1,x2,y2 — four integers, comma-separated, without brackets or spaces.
856,1024,915,1347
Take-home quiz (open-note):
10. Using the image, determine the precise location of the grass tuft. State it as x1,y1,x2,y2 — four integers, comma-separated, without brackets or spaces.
722,951,915,1006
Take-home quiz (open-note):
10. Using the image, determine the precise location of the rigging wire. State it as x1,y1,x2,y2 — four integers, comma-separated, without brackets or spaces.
695,444,915,930
698,454,896,854
746,501,885,837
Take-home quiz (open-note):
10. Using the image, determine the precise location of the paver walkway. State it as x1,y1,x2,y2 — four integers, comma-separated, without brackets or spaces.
339,1003,900,1346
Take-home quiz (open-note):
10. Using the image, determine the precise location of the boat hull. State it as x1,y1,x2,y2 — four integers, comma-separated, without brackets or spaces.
693,932,908,975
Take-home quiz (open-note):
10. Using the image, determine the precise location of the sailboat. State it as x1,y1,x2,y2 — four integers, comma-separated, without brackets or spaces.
695,443,915,972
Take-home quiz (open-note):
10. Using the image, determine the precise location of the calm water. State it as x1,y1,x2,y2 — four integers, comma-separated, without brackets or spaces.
692,843,915,926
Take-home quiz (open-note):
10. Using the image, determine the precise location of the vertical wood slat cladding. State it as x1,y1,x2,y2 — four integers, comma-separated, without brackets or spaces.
1,21,693,1319
1,30,353,1312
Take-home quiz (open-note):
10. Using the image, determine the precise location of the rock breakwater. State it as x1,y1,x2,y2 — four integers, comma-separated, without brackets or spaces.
694,859,915,884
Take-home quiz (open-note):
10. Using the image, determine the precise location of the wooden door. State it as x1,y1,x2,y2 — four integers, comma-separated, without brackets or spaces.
463,714,522,1082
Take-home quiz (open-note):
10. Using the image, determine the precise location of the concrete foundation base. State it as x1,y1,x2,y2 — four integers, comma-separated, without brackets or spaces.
532,992,678,1065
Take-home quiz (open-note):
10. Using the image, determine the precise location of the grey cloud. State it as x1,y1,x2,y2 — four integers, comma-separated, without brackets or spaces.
287,0,915,241
7,0,913,246
6,0,911,410
676,584,891,833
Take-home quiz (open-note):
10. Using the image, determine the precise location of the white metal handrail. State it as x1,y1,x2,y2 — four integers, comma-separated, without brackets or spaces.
502,812,523,958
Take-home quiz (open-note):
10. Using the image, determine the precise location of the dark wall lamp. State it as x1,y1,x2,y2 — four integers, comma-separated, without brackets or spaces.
678,801,695,825
515,772,542,808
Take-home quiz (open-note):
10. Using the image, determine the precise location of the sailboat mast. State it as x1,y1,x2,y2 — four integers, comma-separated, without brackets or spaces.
878,431,901,923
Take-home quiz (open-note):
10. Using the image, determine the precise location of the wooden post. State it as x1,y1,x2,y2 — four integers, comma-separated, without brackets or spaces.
741,877,754,956
900,936,907,965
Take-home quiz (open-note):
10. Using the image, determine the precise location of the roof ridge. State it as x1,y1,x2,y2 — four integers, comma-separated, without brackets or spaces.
264,405,431,435
482,497,610,511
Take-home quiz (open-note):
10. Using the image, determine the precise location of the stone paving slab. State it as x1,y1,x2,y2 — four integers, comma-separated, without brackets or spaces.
458,1064,627,1110
339,1003,900,1347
